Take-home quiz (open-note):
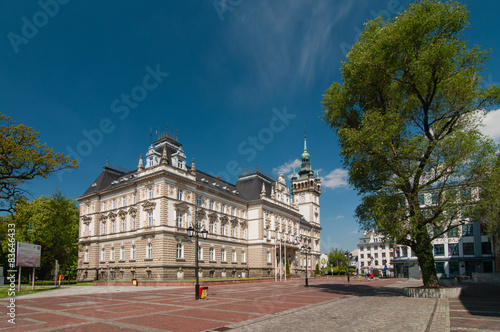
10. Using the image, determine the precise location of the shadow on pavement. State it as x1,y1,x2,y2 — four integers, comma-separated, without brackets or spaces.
310,282,404,298
459,282,500,318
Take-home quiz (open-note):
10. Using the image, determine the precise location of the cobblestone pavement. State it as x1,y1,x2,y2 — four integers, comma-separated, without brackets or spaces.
1,278,499,331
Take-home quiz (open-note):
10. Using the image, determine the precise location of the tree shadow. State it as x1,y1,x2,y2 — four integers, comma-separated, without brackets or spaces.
458,283,500,319
310,282,405,298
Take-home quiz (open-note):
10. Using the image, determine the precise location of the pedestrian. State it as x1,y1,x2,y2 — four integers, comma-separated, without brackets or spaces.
370,272,373,279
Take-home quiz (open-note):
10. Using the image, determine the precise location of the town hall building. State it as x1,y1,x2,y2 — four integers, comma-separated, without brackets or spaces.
76,131,322,281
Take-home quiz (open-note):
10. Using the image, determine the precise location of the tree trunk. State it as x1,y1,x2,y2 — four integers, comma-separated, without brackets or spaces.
413,228,440,287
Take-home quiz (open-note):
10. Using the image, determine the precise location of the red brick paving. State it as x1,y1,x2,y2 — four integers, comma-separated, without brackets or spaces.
3,278,498,331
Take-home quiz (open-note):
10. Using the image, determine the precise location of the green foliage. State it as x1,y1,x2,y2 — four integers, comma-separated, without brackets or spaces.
314,263,320,275
328,248,348,267
322,0,499,286
475,156,500,237
373,269,380,278
285,259,290,276
0,192,79,280
0,114,78,214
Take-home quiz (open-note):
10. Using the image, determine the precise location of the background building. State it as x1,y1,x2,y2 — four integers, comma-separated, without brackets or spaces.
77,132,322,281
357,232,394,277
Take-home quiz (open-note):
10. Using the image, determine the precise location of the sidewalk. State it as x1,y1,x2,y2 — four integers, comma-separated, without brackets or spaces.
1,278,498,331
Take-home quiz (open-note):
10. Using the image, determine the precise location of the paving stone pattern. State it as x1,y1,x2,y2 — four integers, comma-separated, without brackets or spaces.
0,278,499,331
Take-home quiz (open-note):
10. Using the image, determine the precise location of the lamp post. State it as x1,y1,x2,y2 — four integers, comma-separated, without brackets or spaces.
344,251,353,282
187,221,208,300
301,245,311,287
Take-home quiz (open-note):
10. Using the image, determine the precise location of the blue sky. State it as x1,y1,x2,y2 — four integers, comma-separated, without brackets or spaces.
2,0,499,252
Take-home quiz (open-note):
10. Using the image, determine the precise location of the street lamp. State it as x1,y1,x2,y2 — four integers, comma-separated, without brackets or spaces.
187,221,208,300
301,245,311,287
344,251,353,282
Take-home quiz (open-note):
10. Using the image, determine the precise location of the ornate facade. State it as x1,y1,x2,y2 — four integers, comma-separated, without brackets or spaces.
77,132,322,281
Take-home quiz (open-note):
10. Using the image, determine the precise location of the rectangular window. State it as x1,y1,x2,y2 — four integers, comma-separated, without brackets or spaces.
243,251,247,263
122,196,126,207
148,188,153,199
110,247,115,261
232,250,237,262
209,220,214,233
449,261,459,275
111,221,115,233
133,194,136,204
462,224,474,236
198,246,203,260
210,200,214,210
221,248,226,262
148,211,153,227
431,192,439,205
177,189,183,201
131,245,136,260
433,227,444,238
176,213,183,228
146,243,153,259
434,244,445,256
132,216,136,230
196,196,202,207
103,202,107,210
447,226,459,238
84,249,89,263
448,243,459,256
121,219,126,232
461,188,471,202
482,241,492,255
435,262,445,274
112,199,116,209
221,223,225,236
209,247,215,261
463,242,475,255
402,247,408,257
176,244,183,259
221,203,225,213
418,194,425,206
120,247,125,261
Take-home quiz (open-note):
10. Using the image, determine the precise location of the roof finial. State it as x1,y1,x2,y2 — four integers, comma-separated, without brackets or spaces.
138,154,144,172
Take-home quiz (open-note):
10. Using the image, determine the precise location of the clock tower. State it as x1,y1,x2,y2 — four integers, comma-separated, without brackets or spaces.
291,135,321,226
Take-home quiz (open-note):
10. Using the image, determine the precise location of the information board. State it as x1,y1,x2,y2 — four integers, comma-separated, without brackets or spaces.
16,242,41,267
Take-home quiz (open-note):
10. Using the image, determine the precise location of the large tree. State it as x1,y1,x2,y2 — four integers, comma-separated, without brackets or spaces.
0,192,79,280
0,114,77,214
322,0,500,286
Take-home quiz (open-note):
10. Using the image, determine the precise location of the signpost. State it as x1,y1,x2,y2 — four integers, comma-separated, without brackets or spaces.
15,242,42,291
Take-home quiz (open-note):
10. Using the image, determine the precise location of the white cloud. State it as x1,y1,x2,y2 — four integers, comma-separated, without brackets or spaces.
349,229,360,234
322,168,349,189
336,215,345,219
480,109,500,144
273,159,301,176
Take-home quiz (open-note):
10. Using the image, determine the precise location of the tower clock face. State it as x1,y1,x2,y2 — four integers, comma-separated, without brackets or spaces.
300,196,305,202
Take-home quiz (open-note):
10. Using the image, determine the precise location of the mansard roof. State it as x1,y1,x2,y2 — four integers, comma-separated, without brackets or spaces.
82,166,127,196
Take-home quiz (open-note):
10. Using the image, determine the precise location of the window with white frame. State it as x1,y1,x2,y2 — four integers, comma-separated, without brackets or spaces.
133,193,136,204
221,248,226,262
221,203,225,213
176,212,183,227
177,189,183,200
198,245,203,260
111,221,116,233
176,243,183,259
101,222,106,235
148,211,153,227
209,220,214,233
103,201,107,210
267,250,271,264
101,248,105,262
231,207,235,216
221,223,226,236
130,245,136,260
110,247,115,261
210,200,214,210
209,247,215,261
131,215,136,230
196,196,202,207
232,250,236,262
146,243,153,259
148,187,153,199
122,196,126,207
121,218,126,232
85,223,90,236
120,246,125,261
231,226,235,237
242,250,246,263
84,249,89,263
